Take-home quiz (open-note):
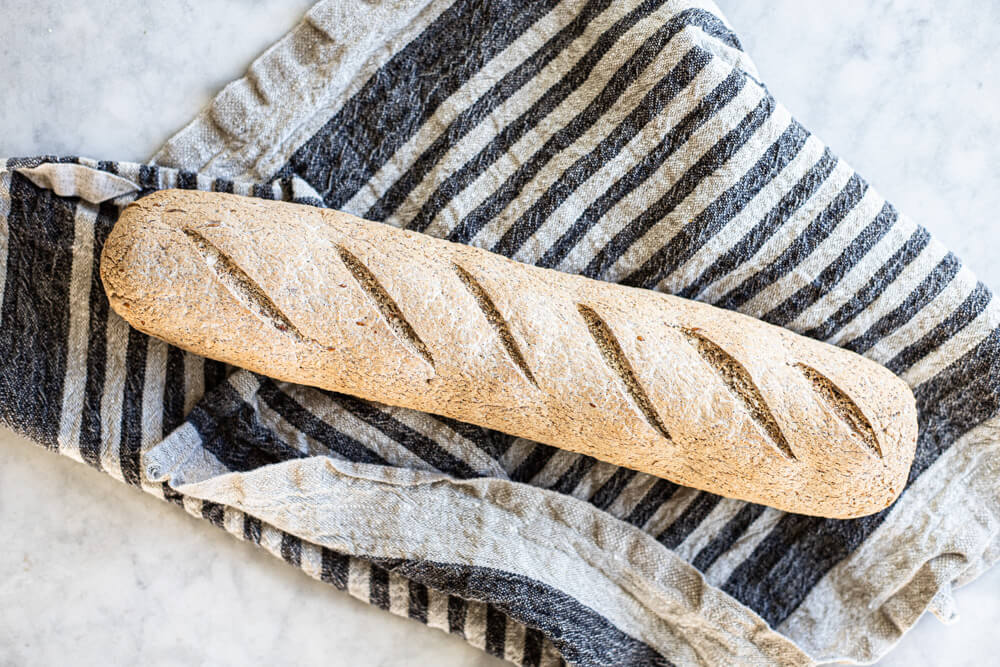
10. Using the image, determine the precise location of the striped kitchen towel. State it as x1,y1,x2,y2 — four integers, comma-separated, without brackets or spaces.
3,0,999,664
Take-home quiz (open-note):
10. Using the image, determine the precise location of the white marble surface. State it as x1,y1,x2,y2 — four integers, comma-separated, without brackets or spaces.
0,1,998,665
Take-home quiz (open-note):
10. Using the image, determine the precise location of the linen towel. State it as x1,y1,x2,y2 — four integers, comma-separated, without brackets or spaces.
3,1,999,664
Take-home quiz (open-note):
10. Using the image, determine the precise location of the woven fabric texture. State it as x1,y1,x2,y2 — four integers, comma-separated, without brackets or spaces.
3,1,999,664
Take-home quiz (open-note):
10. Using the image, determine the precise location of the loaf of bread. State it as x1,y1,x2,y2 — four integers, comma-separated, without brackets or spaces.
100,190,917,518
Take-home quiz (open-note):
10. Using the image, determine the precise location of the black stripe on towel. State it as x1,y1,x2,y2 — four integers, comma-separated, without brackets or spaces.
176,170,198,190
366,0,614,222
448,43,713,245
281,533,302,567
803,226,930,341
624,479,680,527
119,326,148,486
844,252,962,355
78,207,117,469
657,492,722,549
330,393,479,478
582,94,775,279
623,120,811,289
370,564,390,610
676,147,838,300
762,202,897,326
162,346,187,436
589,468,637,511
691,503,766,572
511,444,561,483
522,627,545,667
549,455,598,495
433,414,517,461
251,183,275,200
491,45,713,257
448,595,468,637
203,359,230,395
381,559,673,666
212,177,235,194
201,501,225,528
161,483,185,508
403,5,734,236
321,548,349,589
409,580,429,624
244,515,263,544
186,382,307,472
257,379,387,464
714,173,869,311
281,0,562,209
0,175,76,448
886,282,992,375
137,164,160,190
486,604,508,658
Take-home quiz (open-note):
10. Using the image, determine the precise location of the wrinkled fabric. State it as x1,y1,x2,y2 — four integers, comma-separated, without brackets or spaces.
3,1,1000,665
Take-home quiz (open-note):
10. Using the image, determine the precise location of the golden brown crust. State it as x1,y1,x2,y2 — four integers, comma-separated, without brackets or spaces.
100,190,918,518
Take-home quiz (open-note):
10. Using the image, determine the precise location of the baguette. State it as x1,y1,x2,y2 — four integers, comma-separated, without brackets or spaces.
100,190,918,518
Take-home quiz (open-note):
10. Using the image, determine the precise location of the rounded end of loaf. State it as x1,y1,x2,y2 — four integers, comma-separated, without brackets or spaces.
837,365,917,519
100,200,155,335
642,297,920,520
100,191,314,377
775,344,918,519
100,194,193,342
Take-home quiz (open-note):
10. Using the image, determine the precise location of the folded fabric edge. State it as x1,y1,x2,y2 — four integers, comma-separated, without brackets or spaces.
146,416,812,667
780,416,1000,664
8,154,1000,664
148,0,445,181
14,163,140,203
148,0,758,186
